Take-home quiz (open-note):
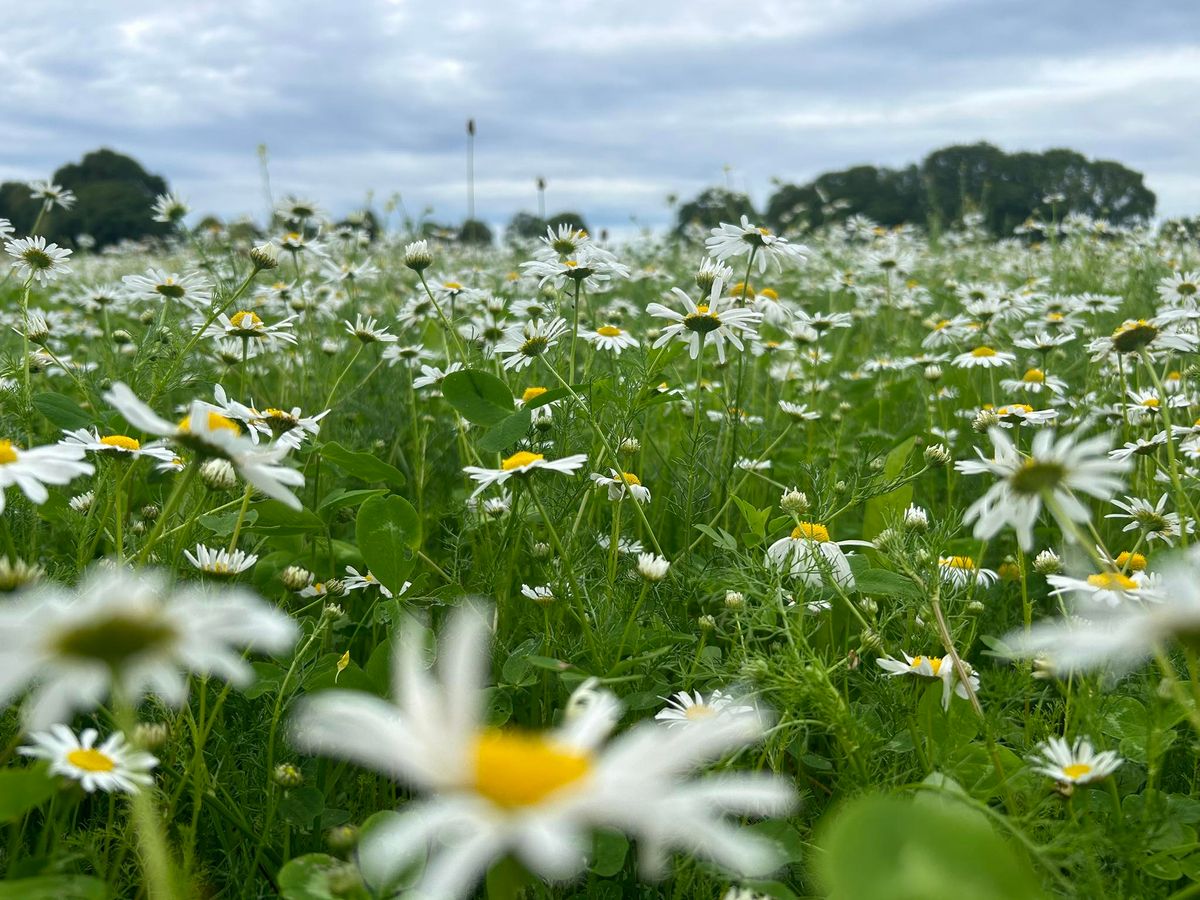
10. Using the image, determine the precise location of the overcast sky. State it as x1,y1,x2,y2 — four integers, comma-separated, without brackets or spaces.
3,0,1197,232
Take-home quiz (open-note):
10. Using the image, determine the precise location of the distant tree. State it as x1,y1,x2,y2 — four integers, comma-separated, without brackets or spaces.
545,211,589,235
0,148,171,249
1161,216,1200,244
766,165,926,231
506,211,548,241
337,208,382,241
673,187,756,235
458,218,493,245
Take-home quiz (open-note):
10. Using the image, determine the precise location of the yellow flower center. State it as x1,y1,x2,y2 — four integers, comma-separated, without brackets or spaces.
177,412,240,435
790,522,830,542
443,282,462,290
501,451,544,471
1087,572,1139,590
730,282,753,298
470,729,591,809
941,556,976,570
759,287,778,300
997,404,1034,417
596,325,623,337
99,435,141,451
521,387,548,403
1062,763,1092,780
1115,551,1147,572
971,346,997,358
229,310,262,329
66,748,116,773
0,440,18,465
1023,368,1046,383
1141,397,1160,408
933,319,951,331
618,471,641,486
1047,312,1065,322
911,655,944,675
684,704,715,720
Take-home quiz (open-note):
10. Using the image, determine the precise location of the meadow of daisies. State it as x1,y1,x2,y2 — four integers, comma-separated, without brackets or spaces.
2,187,1200,900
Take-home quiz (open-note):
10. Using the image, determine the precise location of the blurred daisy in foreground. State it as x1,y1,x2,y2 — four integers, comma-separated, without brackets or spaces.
20,725,156,794
0,565,296,727
1030,736,1122,789
463,450,587,498
0,439,92,514
292,607,794,899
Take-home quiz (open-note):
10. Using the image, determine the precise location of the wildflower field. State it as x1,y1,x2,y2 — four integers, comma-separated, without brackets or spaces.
3,192,1200,900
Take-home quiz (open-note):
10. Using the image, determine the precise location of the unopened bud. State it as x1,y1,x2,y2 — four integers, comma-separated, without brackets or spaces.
249,242,279,270
924,443,951,466
780,488,809,516
199,458,237,491
281,565,313,591
273,763,304,788
1033,549,1062,575
724,590,745,609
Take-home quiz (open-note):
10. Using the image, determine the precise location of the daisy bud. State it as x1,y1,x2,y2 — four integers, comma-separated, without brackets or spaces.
1033,549,1062,575
531,541,552,559
924,443,951,466
998,560,1021,581
858,597,877,615
403,239,433,272
200,458,238,491
320,338,341,355
834,480,847,494
967,600,986,613
636,553,670,581
619,437,641,454
874,527,902,551
923,364,943,382
130,521,147,536
903,504,929,531
281,565,314,591
740,657,770,682
326,825,360,853
69,491,94,514
23,312,50,345
973,409,1000,432
133,722,170,751
0,556,43,592
273,763,304,788
249,242,279,271
323,602,346,619
780,488,809,515
724,590,745,609
141,504,160,521
139,309,156,325
113,328,134,346
698,614,717,632
322,579,348,598
860,627,882,651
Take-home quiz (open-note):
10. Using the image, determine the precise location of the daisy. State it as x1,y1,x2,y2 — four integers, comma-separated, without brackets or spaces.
1109,434,1167,462
1000,368,1068,396
581,324,638,354
1029,736,1122,787
151,191,190,225
590,469,651,503
956,428,1129,550
28,180,76,210
413,362,464,391
952,346,1016,369
1089,319,1197,359
520,247,629,291
0,439,93,514
1157,270,1200,306
520,583,557,605
647,282,762,364
765,522,871,590
654,690,755,728
344,314,398,345
705,216,807,274
58,428,177,464
991,404,1057,428
636,553,671,581
596,534,643,555
122,269,212,308
1047,571,1157,607
344,566,406,599
1106,495,1189,546
291,607,794,899
184,544,258,577
203,310,297,347
104,383,305,509
20,726,156,794
938,555,999,588
5,236,73,284
0,564,297,727
778,401,821,421
495,318,568,371
462,450,587,498
876,652,980,710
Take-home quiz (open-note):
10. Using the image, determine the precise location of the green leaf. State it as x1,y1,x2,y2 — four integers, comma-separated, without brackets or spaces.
199,509,258,537
816,792,1046,899
320,442,406,489
279,786,325,829
355,495,421,593
849,563,921,599
477,407,532,453
33,391,92,430
0,876,107,900
862,436,916,541
316,487,388,515
0,766,58,821
442,369,514,425
278,853,370,900
245,500,324,534
589,829,630,876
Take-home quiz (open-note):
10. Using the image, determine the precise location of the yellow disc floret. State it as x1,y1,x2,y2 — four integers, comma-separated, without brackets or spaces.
501,451,543,471
471,729,591,809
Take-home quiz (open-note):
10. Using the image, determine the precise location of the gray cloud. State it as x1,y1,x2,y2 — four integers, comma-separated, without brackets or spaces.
2,0,1197,232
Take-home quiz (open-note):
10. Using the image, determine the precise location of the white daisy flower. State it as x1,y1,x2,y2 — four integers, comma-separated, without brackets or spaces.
778,400,821,421
20,725,157,794
203,310,297,347
122,268,211,308
654,689,755,728
956,428,1130,550
0,565,297,727
581,323,638,354
4,236,73,283
184,544,258,577
1106,494,1189,546
344,314,398,344
0,438,93,514
952,346,1016,369
1030,736,1122,787
58,428,177,464
705,216,807,274
520,583,557,604
344,566,406,599
413,362,464,391
495,317,568,371
151,191,190,225
999,368,1068,396
765,522,871,591
636,553,671,581
28,180,76,210
876,652,980,710
291,607,795,898
1047,570,1158,607
462,450,588,498
647,282,762,364
590,469,650,503
938,555,999,589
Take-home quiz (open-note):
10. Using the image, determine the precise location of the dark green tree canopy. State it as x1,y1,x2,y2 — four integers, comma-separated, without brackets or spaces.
0,148,172,249
673,187,757,235
760,143,1156,236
